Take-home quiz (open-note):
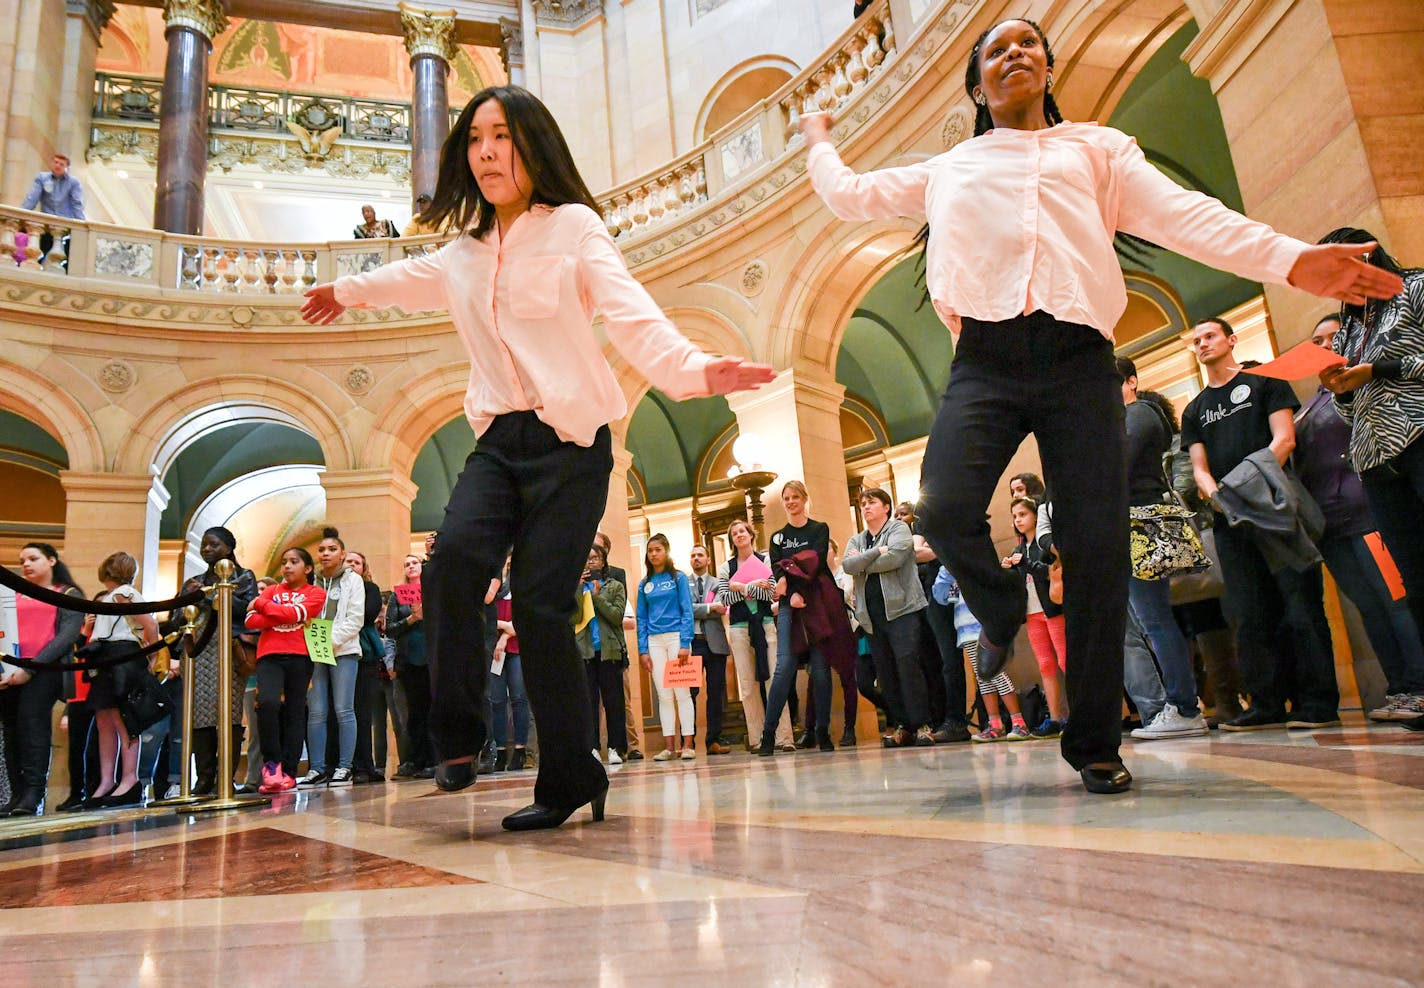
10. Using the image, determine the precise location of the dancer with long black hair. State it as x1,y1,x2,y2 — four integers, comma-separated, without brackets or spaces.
302,85,772,828
802,18,1402,792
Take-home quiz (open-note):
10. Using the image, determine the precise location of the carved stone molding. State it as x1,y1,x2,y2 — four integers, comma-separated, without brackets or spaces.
162,0,229,41
97,360,135,394
345,365,375,395
499,16,524,72
398,2,459,63
531,0,605,28
941,105,972,150
67,0,117,39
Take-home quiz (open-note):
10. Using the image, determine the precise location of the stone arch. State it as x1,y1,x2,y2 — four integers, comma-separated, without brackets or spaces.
608,306,754,413
694,55,800,143
0,363,105,473
1045,0,1194,124
361,363,471,482
115,376,355,477
769,218,925,375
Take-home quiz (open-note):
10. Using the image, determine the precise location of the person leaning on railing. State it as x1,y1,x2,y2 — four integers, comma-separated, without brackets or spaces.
19,153,84,270
0,543,86,817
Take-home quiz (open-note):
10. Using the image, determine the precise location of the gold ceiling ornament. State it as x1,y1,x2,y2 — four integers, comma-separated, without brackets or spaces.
161,0,229,41
398,2,459,63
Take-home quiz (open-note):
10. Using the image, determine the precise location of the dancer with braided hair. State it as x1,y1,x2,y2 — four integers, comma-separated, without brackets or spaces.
802,18,1403,793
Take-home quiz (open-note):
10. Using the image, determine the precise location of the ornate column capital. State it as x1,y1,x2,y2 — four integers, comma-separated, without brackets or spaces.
499,15,524,76
531,0,606,29
161,0,229,41
66,0,117,39
398,2,459,64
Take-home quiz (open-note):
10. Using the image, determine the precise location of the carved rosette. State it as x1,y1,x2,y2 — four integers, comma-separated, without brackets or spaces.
345,366,375,396
98,360,135,394
531,0,606,28
398,2,459,63
161,0,229,41
941,105,972,151
740,261,768,298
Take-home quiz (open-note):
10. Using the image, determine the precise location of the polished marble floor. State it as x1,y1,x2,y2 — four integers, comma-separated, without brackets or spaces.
1,722,1421,986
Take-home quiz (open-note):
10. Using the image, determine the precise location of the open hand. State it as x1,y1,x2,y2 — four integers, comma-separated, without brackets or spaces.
705,357,775,395
300,284,346,325
677,649,690,666
790,592,806,609
800,111,833,146
1287,242,1404,305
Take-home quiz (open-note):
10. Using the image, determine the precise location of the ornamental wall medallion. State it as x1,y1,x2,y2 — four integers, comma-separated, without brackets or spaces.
98,360,135,394
740,260,768,298
345,365,375,395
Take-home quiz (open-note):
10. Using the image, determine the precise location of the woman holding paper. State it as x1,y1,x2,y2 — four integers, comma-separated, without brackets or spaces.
245,547,326,794
716,520,790,751
636,534,695,761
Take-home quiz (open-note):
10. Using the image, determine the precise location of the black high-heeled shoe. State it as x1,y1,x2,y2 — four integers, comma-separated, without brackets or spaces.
501,784,607,832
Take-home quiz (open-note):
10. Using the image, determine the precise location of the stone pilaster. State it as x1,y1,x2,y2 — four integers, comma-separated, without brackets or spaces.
58,472,155,593
319,468,420,591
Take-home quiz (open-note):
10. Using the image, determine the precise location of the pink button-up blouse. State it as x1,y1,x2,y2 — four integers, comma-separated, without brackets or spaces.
334,203,712,446
808,122,1309,340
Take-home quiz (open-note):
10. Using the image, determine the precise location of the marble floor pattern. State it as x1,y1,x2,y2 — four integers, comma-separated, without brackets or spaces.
0,723,1421,987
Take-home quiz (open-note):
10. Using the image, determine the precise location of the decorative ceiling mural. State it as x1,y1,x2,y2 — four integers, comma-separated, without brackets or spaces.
97,5,504,104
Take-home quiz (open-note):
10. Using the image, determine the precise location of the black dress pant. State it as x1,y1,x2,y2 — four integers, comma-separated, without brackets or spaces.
255,653,312,777
1,670,61,793
866,603,931,728
352,658,380,775
692,638,728,744
396,662,435,769
923,599,969,727
586,658,627,754
65,699,100,799
424,412,610,809
917,313,1128,770
1362,437,1424,651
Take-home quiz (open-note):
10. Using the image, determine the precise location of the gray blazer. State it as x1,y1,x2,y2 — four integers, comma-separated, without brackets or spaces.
1214,448,1325,574
842,517,926,631
688,570,729,654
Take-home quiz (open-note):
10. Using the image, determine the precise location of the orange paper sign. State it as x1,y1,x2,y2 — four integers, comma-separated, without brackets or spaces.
1245,342,1346,381
1364,532,1406,601
661,653,703,690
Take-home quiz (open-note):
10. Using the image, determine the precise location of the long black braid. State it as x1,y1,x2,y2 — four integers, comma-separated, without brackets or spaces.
911,20,1063,305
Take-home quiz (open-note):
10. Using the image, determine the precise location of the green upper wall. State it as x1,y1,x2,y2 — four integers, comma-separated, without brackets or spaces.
0,410,68,467
411,416,479,532
1107,23,1259,322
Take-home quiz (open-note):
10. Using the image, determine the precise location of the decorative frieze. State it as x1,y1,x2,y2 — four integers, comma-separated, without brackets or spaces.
398,2,459,63
531,0,605,28
161,0,229,41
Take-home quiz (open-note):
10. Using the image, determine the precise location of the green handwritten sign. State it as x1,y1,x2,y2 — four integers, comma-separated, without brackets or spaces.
305,618,335,666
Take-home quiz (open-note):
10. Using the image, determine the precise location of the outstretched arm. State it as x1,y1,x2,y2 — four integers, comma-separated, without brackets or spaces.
802,112,934,223
300,249,448,325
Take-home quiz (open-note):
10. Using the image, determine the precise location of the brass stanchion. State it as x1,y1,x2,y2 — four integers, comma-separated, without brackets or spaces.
153,605,203,807
189,559,268,813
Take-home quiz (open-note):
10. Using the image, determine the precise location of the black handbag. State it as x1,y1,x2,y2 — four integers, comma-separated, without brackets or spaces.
118,665,174,740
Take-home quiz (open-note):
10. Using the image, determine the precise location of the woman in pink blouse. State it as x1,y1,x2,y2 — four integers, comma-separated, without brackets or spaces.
802,18,1402,794
302,86,772,829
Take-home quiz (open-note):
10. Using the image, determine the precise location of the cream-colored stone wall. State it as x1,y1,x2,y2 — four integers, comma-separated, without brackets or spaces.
3,0,70,207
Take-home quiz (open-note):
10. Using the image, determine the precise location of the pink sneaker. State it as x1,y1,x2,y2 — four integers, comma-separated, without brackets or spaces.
258,762,284,794
279,773,296,792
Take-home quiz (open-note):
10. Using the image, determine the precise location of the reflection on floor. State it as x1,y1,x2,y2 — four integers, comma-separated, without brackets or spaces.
1,724,1421,986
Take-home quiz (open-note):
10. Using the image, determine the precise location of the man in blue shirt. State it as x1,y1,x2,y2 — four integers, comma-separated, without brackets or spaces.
20,153,85,269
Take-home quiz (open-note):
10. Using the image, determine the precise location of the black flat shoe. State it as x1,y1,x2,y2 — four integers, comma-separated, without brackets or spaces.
98,786,144,809
1080,764,1132,795
54,793,87,813
501,785,608,832
434,760,477,793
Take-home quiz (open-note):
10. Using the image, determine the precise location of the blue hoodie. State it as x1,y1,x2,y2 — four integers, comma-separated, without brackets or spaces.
636,569,693,654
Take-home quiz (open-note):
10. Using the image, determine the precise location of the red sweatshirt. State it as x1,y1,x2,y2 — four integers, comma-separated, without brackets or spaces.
245,581,327,659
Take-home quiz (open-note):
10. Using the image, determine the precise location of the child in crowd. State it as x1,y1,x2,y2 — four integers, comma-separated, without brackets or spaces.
1003,496,1066,736
245,548,326,794
933,568,1029,742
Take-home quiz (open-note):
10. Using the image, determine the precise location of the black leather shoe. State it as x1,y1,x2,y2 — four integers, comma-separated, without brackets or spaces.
434,760,477,793
794,730,816,749
98,785,144,809
975,631,1014,680
8,787,45,816
755,733,775,757
1403,713,1424,733
54,792,87,813
1080,763,1133,795
501,784,608,832
838,730,857,747
817,732,834,752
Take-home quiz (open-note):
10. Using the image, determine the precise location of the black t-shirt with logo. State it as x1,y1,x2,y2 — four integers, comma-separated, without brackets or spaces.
770,519,831,586
1180,370,1299,479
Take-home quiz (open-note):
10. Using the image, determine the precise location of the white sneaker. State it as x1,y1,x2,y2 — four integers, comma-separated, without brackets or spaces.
652,749,676,761
680,748,696,760
161,784,181,800
1368,694,1424,721
1131,706,1209,740
607,749,623,765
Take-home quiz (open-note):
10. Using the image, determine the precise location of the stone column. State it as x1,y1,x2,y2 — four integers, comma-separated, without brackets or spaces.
59,472,154,589
499,14,526,88
1184,0,1424,350
153,0,227,235
320,469,420,592
399,3,458,205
